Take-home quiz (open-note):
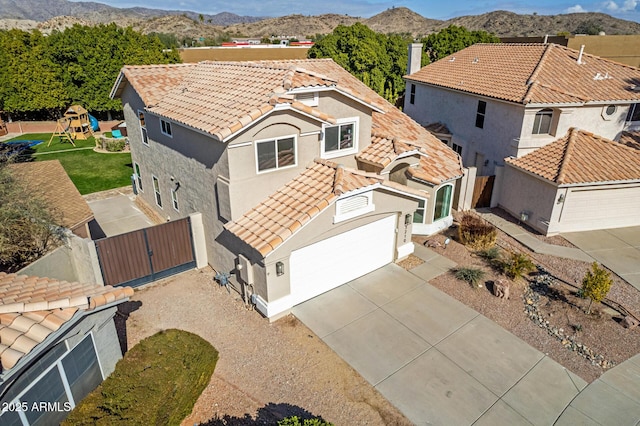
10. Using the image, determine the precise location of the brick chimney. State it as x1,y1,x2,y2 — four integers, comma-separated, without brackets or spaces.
407,43,423,75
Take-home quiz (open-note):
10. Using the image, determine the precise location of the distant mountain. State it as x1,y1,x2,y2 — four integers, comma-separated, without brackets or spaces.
1,1,640,39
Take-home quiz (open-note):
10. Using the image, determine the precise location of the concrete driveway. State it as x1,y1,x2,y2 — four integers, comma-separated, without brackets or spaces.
86,189,155,238
562,227,640,291
293,259,587,425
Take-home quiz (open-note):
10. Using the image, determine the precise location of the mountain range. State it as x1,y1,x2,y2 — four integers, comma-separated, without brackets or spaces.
2,0,640,39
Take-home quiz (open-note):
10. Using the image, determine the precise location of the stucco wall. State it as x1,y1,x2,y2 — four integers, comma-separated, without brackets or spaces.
498,165,558,234
403,84,524,175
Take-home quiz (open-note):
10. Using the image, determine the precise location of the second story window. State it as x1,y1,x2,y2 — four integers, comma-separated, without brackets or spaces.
256,136,296,172
409,84,416,105
532,109,553,134
475,100,486,129
626,103,640,122
153,176,162,208
138,111,148,145
160,119,172,137
322,118,358,158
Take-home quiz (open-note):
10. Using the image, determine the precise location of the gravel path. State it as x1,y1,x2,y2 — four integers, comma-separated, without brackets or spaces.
121,269,412,425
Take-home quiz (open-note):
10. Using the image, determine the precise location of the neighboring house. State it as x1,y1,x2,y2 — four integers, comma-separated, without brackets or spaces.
110,59,463,319
0,272,133,426
500,128,640,235
403,43,640,176
8,160,95,239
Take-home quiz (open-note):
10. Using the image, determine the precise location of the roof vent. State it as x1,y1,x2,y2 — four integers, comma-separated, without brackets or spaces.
472,57,479,64
449,57,456,62
577,45,585,65
593,72,612,81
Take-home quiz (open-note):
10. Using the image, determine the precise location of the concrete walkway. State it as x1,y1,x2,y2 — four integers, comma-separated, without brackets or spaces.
293,245,589,425
477,210,594,262
86,191,154,238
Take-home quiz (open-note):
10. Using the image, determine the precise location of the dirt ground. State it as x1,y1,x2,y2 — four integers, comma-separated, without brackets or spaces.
120,270,412,426
413,214,640,384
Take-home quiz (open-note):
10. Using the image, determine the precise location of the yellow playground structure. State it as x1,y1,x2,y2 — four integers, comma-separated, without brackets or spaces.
48,105,95,146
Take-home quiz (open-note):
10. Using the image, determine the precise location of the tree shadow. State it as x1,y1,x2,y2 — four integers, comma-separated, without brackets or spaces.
115,300,143,355
199,402,327,425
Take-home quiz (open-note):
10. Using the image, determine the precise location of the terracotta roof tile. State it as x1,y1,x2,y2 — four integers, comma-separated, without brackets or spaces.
619,131,640,150
407,43,640,105
8,160,94,232
506,128,640,184
0,272,133,372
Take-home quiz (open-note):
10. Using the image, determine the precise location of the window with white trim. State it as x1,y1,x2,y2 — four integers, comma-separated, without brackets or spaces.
475,100,486,129
322,118,358,158
532,109,553,134
626,103,640,122
160,119,172,137
153,176,162,208
413,199,426,223
171,187,179,211
134,162,143,192
433,185,453,221
138,110,148,145
256,135,296,172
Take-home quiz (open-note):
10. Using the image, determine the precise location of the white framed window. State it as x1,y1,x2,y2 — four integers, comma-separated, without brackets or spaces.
334,191,374,223
409,84,416,104
134,162,143,192
433,185,453,221
152,175,162,208
532,109,553,134
626,103,640,122
322,117,359,158
475,100,486,129
171,188,179,211
160,119,172,137
413,199,427,224
138,110,148,145
255,135,297,173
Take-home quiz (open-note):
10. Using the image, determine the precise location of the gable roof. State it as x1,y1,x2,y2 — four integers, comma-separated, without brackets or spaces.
225,159,426,257
0,272,133,372
8,160,94,231
406,43,640,105
505,128,640,185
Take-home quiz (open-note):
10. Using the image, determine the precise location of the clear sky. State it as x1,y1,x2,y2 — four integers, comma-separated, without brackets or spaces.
73,0,640,22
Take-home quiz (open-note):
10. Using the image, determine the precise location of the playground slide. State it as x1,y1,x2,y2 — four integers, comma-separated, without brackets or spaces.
88,114,99,132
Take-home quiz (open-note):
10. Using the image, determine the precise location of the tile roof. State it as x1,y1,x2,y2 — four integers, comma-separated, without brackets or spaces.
505,128,640,185
8,160,94,231
406,43,640,105
225,159,427,257
619,131,640,150
424,122,451,135
115,59,462,183
0,272,133,372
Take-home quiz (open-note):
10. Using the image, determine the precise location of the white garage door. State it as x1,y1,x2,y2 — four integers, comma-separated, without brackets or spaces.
289,215,396,306
559,185,640,232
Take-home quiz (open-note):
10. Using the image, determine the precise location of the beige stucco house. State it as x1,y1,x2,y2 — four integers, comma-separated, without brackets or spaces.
404,43,640,176
501,128,640,235
110,59,463,319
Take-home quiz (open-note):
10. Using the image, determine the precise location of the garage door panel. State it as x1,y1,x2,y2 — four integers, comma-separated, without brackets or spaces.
560,186,640,232
290,215,396,306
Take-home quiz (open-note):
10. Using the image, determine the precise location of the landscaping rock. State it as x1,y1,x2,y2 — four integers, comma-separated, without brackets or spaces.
493,279,510,299
622,316,639,329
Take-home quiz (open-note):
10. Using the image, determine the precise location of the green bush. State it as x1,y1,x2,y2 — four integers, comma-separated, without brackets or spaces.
278,416,333,426
454,266,486,288
63,329,218,426
458,213,497,250
478,246,501,261
502,252,536,281
581,262,613,314
105,138,126,152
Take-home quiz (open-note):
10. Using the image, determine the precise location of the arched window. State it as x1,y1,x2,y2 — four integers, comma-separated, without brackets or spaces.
433,185,453,221
532,109,553,134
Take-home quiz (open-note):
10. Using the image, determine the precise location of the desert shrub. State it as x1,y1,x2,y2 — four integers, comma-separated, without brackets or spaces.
478,246,500,261
581,262,613,314
457,213,497,250
105,138,126,152
502,251,536,281
279,416,333,426
454,266,486,288
64,329,218,426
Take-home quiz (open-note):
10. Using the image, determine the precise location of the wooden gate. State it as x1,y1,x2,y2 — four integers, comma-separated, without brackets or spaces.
95,218,195,287
472,175,495,208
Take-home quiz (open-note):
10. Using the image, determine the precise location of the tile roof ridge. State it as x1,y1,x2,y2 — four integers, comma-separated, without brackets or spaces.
557,127,579,184
522,43,554,104
533,82,590,102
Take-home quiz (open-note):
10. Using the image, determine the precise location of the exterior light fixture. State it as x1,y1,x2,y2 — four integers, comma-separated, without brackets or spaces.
276,261,285,276
405,214,412,225
520,212,529,222
557,194,565,204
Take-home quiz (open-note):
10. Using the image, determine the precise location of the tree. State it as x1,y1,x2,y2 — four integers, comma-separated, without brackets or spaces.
575,20,604,35
421,25,501,63
581,262,613,314
0,155,63,272
308,23,411,103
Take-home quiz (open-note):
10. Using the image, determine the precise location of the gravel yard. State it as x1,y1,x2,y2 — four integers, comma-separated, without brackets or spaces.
414,213,640,384
121,269,412,426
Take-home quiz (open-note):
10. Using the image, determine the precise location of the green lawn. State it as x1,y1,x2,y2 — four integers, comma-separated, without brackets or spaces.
3,133,132,195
